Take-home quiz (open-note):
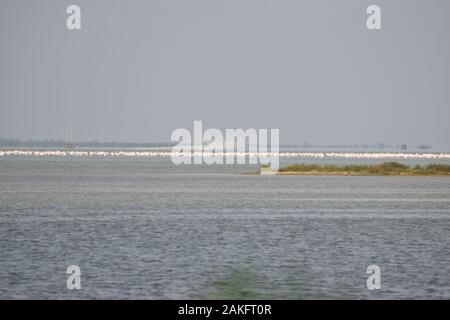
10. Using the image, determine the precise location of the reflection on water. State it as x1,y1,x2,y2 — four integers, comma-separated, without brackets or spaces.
0,157,449,299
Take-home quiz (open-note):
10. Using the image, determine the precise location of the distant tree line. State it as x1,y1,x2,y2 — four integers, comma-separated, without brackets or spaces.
0,138,433,151
300,142,433,151
0,138,175,148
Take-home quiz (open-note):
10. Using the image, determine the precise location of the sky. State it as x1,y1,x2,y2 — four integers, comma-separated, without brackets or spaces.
0,0,449,149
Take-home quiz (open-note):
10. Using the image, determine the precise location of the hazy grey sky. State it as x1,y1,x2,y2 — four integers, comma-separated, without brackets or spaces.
1,0,449,149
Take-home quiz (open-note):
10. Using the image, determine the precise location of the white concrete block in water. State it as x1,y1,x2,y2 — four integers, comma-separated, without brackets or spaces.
260,166,277,176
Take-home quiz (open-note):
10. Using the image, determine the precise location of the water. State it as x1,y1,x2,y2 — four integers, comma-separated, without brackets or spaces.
0,157,449,299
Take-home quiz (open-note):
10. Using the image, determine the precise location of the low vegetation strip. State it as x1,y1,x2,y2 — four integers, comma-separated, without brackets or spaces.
277,162,450,176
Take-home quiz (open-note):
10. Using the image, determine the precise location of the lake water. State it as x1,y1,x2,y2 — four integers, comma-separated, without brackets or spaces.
0,157,449,299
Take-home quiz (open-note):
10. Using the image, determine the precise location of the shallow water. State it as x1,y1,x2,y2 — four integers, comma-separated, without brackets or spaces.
0,157,449,299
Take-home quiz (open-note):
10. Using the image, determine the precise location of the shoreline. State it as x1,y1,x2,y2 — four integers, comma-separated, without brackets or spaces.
275,171,450,176
273,162,450,176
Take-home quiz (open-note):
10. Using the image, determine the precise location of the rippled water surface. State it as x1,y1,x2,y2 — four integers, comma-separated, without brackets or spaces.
0,157,449,299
